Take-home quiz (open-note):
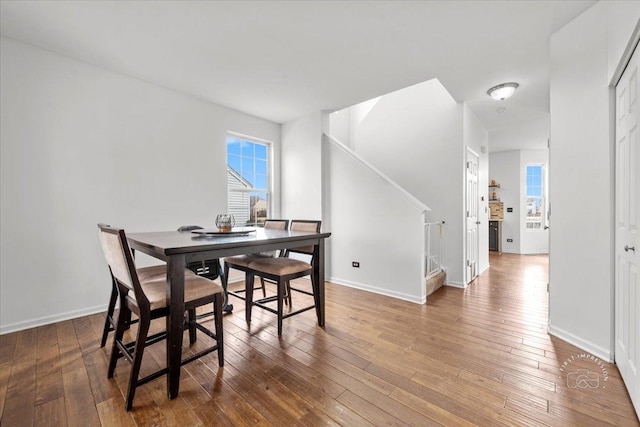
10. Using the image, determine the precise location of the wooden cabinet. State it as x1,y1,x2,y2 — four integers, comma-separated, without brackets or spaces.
489,220,502,252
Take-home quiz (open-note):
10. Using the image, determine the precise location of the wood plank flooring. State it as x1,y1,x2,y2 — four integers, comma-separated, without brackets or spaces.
1,253,638,426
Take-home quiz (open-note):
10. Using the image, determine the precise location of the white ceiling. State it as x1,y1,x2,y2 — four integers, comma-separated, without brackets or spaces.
0,0,595,146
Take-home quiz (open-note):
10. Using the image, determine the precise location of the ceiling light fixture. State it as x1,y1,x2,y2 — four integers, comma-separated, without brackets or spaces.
487,82,519,101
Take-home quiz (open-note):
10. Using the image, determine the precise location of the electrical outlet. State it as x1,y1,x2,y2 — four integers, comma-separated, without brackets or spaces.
352,261,360,268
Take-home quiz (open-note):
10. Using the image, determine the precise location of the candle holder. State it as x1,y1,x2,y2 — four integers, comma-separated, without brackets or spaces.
215,214,235,232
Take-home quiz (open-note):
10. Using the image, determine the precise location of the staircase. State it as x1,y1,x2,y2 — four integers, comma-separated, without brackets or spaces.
323,134,432,303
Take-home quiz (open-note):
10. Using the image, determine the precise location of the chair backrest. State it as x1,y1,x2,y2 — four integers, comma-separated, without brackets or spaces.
177,225,203,232
252,220,290,257
264,219,289,230
98,224,150,311
287,220,321,256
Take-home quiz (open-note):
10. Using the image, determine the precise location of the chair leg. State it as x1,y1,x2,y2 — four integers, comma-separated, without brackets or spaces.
285,280,292,307
310,272,320,321
125,316,150,411
188,308,197,345
277,278,285,336
260,277,266,297
108,302,130,378
101,277,119,347
214,294,224,367
223,261,229,289
245,273,255,324
124,309,133,331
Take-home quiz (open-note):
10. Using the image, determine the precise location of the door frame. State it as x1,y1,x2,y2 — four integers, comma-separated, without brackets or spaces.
610,20,640,361
465,147,480,284
611,21,640,417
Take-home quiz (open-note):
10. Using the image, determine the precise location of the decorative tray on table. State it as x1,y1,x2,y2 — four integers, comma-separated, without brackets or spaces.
191,227,256,237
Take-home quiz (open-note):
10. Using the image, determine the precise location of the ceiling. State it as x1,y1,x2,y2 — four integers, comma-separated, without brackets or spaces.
0,1,595,146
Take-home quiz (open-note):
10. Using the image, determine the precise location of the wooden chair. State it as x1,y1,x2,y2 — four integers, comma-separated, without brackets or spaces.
99,224,197,348
98,225,224,410
223,219,289,299
245,220,321,335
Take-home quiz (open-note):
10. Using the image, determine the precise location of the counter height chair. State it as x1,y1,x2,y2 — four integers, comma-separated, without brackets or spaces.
245,220,321,335
98,224,198,348
223,219,289,300
98,225,224,411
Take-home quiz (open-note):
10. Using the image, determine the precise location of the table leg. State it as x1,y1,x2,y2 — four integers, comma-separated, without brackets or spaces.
166,255,186,399
217,259,233,313
314,239,325,326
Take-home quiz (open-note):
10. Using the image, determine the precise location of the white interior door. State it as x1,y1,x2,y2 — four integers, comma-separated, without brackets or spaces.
615,42,640,416
466,149,479,283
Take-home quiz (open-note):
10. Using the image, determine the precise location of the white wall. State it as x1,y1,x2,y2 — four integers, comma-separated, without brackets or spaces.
489,117,549,153
549,0,640,361
334,79,466,285
323,136,427,302
328,109,352,148
489,151,521,254
0,37,280,333
281,112,323,220
463,104,490,274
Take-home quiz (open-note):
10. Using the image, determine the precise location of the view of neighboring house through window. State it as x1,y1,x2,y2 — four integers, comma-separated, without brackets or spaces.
227,135,270,226
526,164,545,230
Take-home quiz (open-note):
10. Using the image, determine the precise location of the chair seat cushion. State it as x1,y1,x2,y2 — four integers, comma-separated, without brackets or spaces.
127,275,223,311
225,255,258,268
248,257,312,276
137,265,195,283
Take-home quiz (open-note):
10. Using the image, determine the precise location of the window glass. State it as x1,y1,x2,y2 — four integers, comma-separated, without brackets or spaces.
226,136,270,226
526,164,545,230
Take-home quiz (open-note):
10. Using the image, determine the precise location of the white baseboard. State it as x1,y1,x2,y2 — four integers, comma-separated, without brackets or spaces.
445,281,468,289
548,323,614,363
328,277,425,304
0,304,108,335
479,263,490,275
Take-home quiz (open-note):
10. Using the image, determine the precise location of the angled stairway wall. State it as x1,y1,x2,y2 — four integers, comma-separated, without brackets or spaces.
322,134,430,303
329,79,488,286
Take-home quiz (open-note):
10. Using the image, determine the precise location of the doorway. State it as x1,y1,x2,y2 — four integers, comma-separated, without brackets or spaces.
466,148,480,283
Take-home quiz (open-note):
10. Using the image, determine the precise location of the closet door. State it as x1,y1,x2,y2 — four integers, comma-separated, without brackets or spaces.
615,40,640,416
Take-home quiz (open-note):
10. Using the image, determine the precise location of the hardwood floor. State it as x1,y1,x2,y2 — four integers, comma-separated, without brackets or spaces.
1,253,638,426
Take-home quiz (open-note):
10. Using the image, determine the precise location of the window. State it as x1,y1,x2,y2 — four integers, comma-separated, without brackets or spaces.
526,164,545,230
227,135,270,226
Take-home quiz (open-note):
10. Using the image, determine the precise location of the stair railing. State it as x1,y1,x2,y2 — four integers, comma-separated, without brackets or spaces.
425,221,445,279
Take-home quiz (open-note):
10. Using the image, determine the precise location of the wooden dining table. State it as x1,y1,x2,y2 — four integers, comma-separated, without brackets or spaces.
126,227,331,399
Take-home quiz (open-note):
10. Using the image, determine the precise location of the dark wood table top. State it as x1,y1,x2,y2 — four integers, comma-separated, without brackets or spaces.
127,228,331,257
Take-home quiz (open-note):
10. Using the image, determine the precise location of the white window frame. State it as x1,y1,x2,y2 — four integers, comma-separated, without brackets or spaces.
226,132,272,227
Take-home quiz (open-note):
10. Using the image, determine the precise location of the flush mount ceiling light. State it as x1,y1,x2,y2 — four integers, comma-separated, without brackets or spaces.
487,82,519,101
